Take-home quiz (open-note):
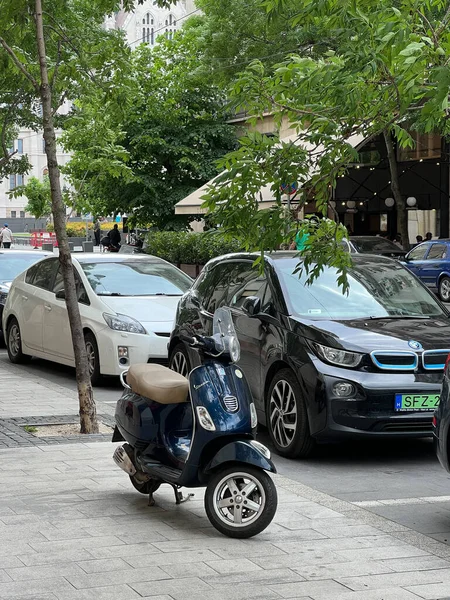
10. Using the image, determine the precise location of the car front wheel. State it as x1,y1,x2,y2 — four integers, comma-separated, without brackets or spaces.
266,369,315,458
84,332,102,386
439,276,450,302
6,318,31,364
169,343,191,378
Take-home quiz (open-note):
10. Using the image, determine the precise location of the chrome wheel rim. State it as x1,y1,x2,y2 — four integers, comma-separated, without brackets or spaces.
269,379,297,448
85,341,96,376
213,472,266,528
9,323,20,357
441,279,450,301
171,351,188,377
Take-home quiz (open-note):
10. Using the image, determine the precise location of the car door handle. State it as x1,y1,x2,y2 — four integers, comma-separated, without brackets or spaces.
21,295,28,301
45,305,52,311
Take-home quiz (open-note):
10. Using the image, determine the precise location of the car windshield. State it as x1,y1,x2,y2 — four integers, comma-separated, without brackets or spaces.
80,260,192,296
276,258,447,320
0,254,47,283
350,238,403,253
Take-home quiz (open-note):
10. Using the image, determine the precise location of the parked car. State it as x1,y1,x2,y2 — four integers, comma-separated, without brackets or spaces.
403,240,450,302
433,355,450,472
2,254,192,384
0,249,52,332
170,251,450,458
346,236,406,259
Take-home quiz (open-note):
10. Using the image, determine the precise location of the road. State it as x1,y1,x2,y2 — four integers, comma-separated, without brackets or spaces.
3,348,450,547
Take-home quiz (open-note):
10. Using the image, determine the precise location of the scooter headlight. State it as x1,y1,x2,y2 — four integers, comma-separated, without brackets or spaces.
250,402,258,429
228,336,240,363
196,406,216,431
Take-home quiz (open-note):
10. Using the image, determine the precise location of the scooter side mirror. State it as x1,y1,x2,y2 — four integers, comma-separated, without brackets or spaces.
242,296,261,317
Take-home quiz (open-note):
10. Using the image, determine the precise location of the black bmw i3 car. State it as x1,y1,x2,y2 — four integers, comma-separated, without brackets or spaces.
169,252,450,458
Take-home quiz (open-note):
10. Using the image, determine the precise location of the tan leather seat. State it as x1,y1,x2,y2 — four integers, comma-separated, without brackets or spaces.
127,364,189,404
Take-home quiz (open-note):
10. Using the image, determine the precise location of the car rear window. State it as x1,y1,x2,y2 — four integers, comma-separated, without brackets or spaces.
0,254,48,283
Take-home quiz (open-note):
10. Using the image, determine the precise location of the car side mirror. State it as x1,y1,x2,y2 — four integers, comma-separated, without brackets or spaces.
242,296,261,317
55,289,65,300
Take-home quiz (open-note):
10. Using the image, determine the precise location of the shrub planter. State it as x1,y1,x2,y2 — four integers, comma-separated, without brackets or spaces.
177,263,204,278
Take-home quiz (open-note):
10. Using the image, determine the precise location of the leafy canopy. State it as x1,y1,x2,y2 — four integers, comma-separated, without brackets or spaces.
63,24,238,229
203,0,450,290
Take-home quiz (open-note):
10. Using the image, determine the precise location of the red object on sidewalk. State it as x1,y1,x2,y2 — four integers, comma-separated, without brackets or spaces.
31,231,58,248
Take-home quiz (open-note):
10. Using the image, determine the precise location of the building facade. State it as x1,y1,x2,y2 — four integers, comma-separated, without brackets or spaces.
105,0,196,49
0,130,71,221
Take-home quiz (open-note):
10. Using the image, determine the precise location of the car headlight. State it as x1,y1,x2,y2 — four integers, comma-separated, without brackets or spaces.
103,313,147,334
312,342,362,368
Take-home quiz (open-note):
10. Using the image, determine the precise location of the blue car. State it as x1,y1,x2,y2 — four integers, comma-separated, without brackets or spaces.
404,240,450,302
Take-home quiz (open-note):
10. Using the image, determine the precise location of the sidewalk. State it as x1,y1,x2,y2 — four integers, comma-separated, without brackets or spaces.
2,360,450,599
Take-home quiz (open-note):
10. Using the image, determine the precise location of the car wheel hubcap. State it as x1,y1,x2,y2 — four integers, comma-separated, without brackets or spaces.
213,472,266,528
9,324,20,356
442,280,450,300
269,380,297,448
85,342,96,376
171,351,188,377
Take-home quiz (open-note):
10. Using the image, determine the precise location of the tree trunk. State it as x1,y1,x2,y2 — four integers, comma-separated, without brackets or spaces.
383,130,410,251
35,0,98,433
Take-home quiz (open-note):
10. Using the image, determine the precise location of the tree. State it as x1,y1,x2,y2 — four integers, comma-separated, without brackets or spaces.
203,0,450,285
0,0,141,433
12,176,52,219
62,24,238,229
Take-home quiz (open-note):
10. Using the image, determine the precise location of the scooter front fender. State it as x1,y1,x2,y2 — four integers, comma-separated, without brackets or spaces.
204,440,277,475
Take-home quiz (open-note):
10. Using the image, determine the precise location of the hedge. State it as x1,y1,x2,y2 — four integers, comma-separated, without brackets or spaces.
46,221,114,237
144,232,245,265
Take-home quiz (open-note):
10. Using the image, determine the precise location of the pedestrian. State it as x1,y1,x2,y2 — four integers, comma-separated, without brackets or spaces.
93,217,101,246
415,235,423,245
393,234,403,248
425,232,433,241
24,223,28,233
108,223,121,250
0,224,13,248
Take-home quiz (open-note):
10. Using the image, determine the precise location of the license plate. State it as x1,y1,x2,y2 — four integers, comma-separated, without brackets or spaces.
394,393,440,412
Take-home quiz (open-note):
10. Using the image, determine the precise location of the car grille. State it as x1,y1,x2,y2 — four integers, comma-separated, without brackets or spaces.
422,350,450,371
154,332,170,338
370,351,418,371
222,395,239,413
380,421,433,433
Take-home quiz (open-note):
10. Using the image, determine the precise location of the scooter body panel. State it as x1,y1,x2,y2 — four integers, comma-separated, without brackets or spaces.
204,440,276,475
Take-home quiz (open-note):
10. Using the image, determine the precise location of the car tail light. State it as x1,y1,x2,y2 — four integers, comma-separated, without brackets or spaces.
445,353,450,374
432,415,437,428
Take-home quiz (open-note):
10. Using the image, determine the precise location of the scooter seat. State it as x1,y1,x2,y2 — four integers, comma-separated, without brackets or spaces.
127,364,189,404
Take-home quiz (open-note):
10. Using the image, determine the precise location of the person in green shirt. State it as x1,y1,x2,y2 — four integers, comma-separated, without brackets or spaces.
290,229,310,252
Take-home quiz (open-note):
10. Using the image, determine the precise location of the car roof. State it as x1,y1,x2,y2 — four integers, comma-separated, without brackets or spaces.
0,250,53,256
205,250,398,268
70,253,166,264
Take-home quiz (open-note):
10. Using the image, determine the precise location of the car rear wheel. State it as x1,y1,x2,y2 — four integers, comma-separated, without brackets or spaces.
6,318,31,364
266,369,315,458
439,276,450,302
169,343,190,378
84,331,102,386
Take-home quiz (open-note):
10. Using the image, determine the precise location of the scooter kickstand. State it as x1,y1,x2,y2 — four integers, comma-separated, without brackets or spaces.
148,492,156,507
171,485,195,504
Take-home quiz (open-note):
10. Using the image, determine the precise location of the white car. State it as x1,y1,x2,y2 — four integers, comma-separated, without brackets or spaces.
2,253,193,384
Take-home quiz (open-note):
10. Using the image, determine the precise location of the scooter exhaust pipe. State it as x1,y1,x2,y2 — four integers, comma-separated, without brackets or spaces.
113,445,137,476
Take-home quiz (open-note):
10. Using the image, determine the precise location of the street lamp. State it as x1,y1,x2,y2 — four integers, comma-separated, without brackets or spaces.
406,196,417,207
385,197,395,208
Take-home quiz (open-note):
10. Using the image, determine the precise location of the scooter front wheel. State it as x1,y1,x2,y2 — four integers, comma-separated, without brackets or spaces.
204,465,277,538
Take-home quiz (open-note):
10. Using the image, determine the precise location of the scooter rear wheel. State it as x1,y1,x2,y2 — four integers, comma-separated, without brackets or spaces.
129,474,161,495
204,465,277,538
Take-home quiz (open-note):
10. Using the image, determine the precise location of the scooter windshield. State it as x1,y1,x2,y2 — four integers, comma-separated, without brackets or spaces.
212,307,241,363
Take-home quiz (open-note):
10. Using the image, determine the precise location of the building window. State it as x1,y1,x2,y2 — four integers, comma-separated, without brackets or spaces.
9,175,16,190
42,138,46,153
17,174,23,187
17,139,23,154
397,132,441,162
142,13,154,43
20,211,25,218
10,211,16,218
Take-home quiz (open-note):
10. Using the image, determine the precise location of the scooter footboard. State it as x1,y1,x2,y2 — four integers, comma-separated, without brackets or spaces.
204,440,276,474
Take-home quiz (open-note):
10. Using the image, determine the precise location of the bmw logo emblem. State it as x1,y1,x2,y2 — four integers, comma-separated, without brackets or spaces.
408,340,423,350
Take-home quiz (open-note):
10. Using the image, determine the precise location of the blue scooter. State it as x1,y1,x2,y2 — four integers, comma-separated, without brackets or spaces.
112,307,277,538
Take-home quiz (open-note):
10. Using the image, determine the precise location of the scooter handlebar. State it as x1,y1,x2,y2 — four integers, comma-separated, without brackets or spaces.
180,333,218,354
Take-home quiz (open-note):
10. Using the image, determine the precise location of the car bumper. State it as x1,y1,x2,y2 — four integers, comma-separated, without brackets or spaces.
312,368,443,441
96,328,170,376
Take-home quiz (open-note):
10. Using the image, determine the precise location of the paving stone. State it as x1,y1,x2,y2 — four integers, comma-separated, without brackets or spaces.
65,566,170,589
268,578,350,598
294,559,394,580
76,558,132,574
338,568,450,590
206,558,263,574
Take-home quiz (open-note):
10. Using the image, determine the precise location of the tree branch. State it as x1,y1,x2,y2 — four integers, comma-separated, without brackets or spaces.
416,9,439,48
0,37,39,92
436,5,450,40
